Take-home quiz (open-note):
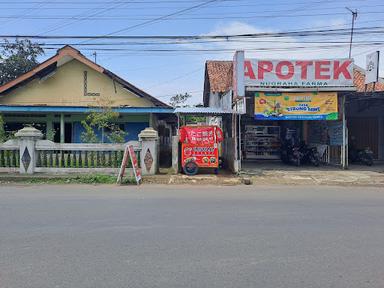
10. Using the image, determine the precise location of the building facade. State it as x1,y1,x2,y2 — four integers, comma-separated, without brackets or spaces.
203,52,384,171
0,45,173,143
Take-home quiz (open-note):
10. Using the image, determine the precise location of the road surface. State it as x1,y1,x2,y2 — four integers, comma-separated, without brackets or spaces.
0,184,383,288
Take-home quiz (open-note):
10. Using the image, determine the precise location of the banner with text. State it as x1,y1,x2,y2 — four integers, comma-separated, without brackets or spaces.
254,92,338,120
244,59,353,88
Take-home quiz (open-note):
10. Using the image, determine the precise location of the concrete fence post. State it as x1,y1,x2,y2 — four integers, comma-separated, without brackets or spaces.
172,135,179,174
15,127,43,174
139,127,159,175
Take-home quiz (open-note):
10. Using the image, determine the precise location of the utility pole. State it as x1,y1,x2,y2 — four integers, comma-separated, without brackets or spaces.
346,7,357,58
92,51,97,63
342,7,357,169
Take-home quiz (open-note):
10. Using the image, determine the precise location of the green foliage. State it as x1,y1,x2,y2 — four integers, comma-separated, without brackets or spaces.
80,120,99,143
0,114,6,142
106,124,126,143
81,106,127,143
169,92,192,107
0,39,44,86
1,174,136,185
186,115,206,124
45,128,56,141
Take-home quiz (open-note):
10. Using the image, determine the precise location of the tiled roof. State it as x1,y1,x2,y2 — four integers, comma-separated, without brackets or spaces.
205,61,233,93
353,67,384,92
0,45,170,107
205,61,384,93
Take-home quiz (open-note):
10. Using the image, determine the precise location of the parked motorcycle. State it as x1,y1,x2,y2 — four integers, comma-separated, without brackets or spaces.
299,142,321,167
348,146,374,166
281,140,303,166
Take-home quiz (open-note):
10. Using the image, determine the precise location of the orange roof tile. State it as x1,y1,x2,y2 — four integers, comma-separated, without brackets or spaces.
205,61,233,93
353,68,384,92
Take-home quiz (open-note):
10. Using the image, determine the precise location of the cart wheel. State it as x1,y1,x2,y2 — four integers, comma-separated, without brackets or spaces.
183,161,199,176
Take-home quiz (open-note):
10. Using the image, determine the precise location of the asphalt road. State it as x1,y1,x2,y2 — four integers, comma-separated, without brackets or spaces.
0,184,384,288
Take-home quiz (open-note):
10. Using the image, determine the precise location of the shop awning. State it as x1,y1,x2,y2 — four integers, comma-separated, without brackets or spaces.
174,107,237,115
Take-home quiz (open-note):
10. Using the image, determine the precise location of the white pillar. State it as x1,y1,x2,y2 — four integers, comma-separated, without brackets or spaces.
15,127,43,174
139,127,159,175
60,113,65,143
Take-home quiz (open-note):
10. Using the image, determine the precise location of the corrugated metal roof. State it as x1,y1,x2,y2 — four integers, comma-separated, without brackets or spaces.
174,107,236,114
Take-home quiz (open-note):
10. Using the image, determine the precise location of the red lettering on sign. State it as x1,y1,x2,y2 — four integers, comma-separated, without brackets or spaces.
334,60,352,79
257,60,273,80
244,60,255,79
276,61,294,80
315,61,331,79
295,61,313,79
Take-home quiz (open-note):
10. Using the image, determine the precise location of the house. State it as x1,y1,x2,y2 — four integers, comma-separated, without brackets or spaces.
0,45,173,143
203,57,384,164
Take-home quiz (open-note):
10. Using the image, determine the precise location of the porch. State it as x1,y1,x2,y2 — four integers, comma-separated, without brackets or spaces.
0,106,173,143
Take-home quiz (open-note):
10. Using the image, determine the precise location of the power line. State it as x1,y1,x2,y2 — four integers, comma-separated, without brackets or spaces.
1,11,384,21
99,0,223,36
28,42,384,52
0,26,382,39
148,68,203,89
0,0,371,6
38,0,130,35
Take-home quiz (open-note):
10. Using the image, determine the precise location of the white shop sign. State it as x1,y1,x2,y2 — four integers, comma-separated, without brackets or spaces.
365,51,380,84
244,59,354,88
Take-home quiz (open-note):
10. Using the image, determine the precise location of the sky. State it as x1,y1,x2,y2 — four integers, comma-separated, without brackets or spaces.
1,0,384,105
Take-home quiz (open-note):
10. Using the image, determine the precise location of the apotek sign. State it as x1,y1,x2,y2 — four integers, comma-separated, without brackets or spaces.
244,59,354,88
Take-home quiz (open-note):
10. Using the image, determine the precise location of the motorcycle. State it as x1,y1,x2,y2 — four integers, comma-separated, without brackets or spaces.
299,142,320,167
281,140,303,166
349,146,374,166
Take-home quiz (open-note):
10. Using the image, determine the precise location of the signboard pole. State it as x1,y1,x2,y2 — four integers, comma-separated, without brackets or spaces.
341,95,348,169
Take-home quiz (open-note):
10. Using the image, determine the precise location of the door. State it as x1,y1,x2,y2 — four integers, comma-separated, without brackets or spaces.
348,117,379,159
53,122,73,143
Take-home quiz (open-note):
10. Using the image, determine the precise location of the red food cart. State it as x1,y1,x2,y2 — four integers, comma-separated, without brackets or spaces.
179,125,224,175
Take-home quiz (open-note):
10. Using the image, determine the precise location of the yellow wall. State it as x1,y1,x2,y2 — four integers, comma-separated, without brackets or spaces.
0,59,156,107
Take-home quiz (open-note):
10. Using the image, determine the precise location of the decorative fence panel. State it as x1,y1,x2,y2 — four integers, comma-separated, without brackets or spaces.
0,140,20,173
34,140,140,174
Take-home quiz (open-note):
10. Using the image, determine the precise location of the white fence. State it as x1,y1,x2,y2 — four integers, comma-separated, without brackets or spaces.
0,127,159,175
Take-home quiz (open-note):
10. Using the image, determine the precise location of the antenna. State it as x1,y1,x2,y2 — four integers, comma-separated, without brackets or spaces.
92,51,97,63
346,7,358,58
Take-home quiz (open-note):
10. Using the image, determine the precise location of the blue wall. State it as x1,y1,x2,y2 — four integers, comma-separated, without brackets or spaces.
73,122,149,143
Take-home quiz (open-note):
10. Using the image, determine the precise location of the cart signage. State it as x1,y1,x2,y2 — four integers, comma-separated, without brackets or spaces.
181,143,219,168
179,126,223,171
244,59,353,88
179,126,223,144
254,92,338,120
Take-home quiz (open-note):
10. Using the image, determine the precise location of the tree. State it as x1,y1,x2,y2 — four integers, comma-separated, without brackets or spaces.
0,39,44,86
169,93,192,107
81,98,127,143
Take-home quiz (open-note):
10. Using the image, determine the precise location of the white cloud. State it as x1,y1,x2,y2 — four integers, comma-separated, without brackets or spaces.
310,18,348,30
199,21,383,71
